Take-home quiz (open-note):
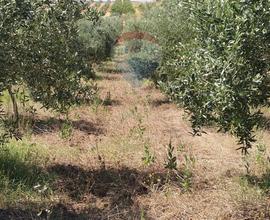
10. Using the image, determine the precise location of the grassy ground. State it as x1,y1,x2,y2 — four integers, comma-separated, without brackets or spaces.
1,51,270,219
1,2,270,220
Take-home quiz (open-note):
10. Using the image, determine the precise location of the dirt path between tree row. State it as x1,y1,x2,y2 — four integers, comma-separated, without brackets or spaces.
30,56,270,219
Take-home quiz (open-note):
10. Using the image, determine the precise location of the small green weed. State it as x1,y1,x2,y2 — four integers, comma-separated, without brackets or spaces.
164,140,195,191
103,91,112,106
180,154,195,191
91,95,103,113
130,106,146,139
59,120,73,139
164,140,177,171
142,143,155,166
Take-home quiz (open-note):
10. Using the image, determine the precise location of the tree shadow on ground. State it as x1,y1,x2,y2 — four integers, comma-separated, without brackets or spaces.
230,203,270,220
49,164,148,200
0,200,148,220
245,172,270,193
96,75,121,81
46,164,181,219
33,118,104,136
150,97,171,108
97,66,125,74
259,115,270,131
102,99,121,107
0,145,51,191
0,204,90,220
0,164,169,220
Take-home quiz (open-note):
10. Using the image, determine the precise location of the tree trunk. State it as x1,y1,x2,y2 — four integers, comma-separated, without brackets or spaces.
8,86,19,127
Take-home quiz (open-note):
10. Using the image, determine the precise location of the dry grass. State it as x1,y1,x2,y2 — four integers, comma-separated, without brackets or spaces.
2,56,270,219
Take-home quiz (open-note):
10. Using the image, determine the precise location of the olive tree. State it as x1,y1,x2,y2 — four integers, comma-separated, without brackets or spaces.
111,0,135,15
147,0,270,153
78,16,122,62
0,0,98,125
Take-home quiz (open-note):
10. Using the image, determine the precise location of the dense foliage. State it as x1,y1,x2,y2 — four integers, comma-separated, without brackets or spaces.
144,0,270,152
0,0,104,118
111,0,135,15
78,16,122,62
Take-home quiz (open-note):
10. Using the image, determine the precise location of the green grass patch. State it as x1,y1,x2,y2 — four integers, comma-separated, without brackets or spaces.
0,140,53,207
